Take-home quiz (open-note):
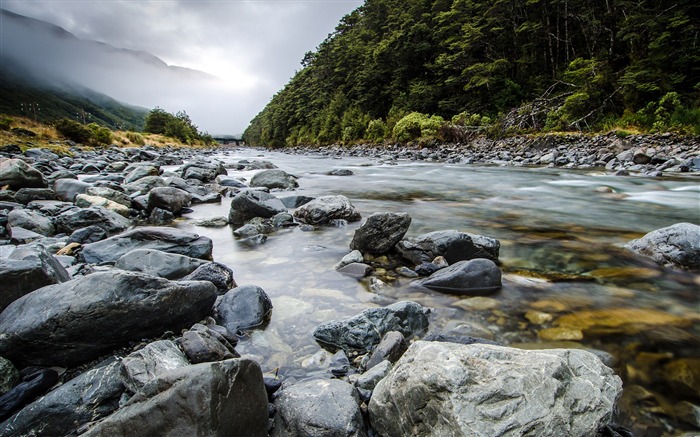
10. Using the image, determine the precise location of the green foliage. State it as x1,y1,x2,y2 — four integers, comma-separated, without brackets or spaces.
144,108,210,144
87,123,113,146
126,131,145,145
0,116,12,131
55,118,93,144
452,112,491,127
393,112,444,143
366,119,388,142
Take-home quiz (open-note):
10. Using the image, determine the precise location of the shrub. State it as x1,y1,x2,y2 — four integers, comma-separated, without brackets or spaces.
366,119,388,142
451,111,491,127
393,112,445,143
0,116,12,131
88,123,113,146
55,118,93,144
126,131,145,145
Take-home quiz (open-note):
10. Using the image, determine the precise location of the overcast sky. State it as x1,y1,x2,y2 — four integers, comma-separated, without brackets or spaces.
1,0,364,135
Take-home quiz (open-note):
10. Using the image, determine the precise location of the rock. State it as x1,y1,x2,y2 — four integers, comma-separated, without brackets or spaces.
13,188,55,204
181,261,236,294
272,379,367,437
7,227,43,244
293,195,361,225
146,187,192,214
364,331,408,370
7,208,54,236
216,285,273,333
180,328,236,364
53,178,91,202
54,206,131,235
337,262,373,278
192,216,229,227
68,225,108,244
356,360,392,391
85,186,132,208
147,207,174,225
280,195,314,208
313,301,429,354
250,169,298,190
75,194,130,217
329,350,355,377
228,190,287,225
120,340,189,393
81,359,268,437
124,165,159,184
0,369,59,422
416,258,502,294
114,248,207,279
662,358,700,397
553,308,691,338
215,175,247,188
181,161,226,183
0,361,124,437
369,341,622,437
0,358,18,396
675,401,700,428
328,169,354,176
0,271,217,367
334,250,364,270
233,219,273,237
350,212,411,254
624,222,700,270
123,176,167,195
397,230,500,265
0,159,47,190
81,227,213,264
0,244,70,312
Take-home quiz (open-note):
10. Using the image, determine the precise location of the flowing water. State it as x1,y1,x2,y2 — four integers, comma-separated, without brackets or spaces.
175,148,699,436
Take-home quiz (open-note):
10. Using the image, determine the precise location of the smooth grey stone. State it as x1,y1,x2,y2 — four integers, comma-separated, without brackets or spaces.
216,285,272,333
7,209,54,236
397,229,500,265
337,262,373,278
228,190,287,225
280,195,314,208
293,195,361,225
0,159,47,190
0,369,59,422
13,188,55,205
250,169,298,190
350,212,411,254
364,331,408,370
417,258,502,294
120,340,189,393
114,249,207,280
180,262,236,295
146,187,191,214
625,222,700,270
54,206,130,235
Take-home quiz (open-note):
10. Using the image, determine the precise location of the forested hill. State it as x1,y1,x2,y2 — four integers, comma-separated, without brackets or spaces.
244,0,700,147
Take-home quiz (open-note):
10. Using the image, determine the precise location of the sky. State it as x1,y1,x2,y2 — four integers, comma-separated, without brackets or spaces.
0,0,364,135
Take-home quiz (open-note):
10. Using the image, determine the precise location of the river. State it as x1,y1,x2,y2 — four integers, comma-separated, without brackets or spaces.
175,148,699,436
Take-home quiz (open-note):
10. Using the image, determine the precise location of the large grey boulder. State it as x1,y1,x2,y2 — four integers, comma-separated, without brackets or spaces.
0,244,70,312
228,190,287,225
124,165,159,184
146,187,192,214
13,188,55,205
0,271,217,367
181,160,227,183
369,341,622,437
216,285,273,333
82,359,268,437
272,379,367,437
120,340,190,393
350,212,411,254
0,159,47,190
54,206,131,235
81,227,213,264
114,248,207,279
294,195,361,225
7,209,54,236
53,178,91,202
250,169,299,190
122,176,167,195
0,360,125,437
313,301,428,354
397,230,500,265
624,222,700,270
416,258,502,294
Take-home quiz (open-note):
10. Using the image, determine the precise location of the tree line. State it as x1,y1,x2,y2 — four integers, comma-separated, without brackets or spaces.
244,0,700,147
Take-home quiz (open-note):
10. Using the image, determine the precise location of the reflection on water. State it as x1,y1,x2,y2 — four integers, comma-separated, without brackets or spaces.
177,149,699,436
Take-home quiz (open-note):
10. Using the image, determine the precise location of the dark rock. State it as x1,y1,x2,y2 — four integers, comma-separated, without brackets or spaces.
250,169,299,190
114,248,207,279
0,361,124,437
181,161,226,183
233,218,273,237
181,262,236,294
263,377,282,401
0,358,18,397
81,359,268,437
179,328,236,364
81,227,213,264
53,178,91,202
148,207,174,225
238,234,267,246
0,244,70,312
350,212,411,254
337,262,373,278
624,222,700,270
0,271,217,367
124,165,159,184
293,195,361,225
329,350,355,377
328,169,354,176
313,301,429,354
414,262,440,276
7,227,43,244
123,176,167,195
0,159,47,190
7,208,54,236
215,175,247,188
68,225,108,244
422,333,500,346
272,378,366,437
54,206,131,235
13,188,55,204
0,369,59,422
355,360,392,391
397,230,500,265
416,258,502,294
280,195,314,208
272,212,294,227
216,285,272,333
364,331,408,370
228,190,287,225
46,170,77,184
146,187,192,214
120,340,189,393
85,186,132,208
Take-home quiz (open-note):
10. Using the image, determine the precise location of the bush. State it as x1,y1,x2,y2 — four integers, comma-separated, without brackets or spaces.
126,131,145,145
393,112,444,143
0,116,12,131
55,118,93,144
88,123,113,146
366,119,388,142
451,111,491,127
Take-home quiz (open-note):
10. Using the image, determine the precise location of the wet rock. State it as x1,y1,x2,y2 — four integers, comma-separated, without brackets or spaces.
215,175,247,189
85,186,132,208
13,188,55,204
662,358,700,397
280,195,314,208
337,262,373,278
179,327,236,364
293,195,361,225
216,285,273,333
0,358,18,396
0,244,70,312
120,340,189,393
250,169,298,190
181,261,236,294
146,187,192,214
350,212,411,254
355,360,392,391
416,258,502,294
334,250,364,270
192,216,229,227
624,222,700,270
81,226,213,264
397,229,500,265
54,206,131,235
538,327,584,341
75,194,130,217
7,208,54,236
0,369,59,422
147,207,174,225
674,401,700,428
123,176,167,195
364,331,409,370
68,225,108,244
328,168,354,176
0,159,47,190
81,359,268,437
272,212,294,227
180,160,226,183
553,308,691,338
313,301,429,354
0,271,217,367
124,165,159,184
272,379,366,437
0,361,124,437
228,190,287,226
369,341,622,437
7,227,43,244
53,178,91,202
233,218,273,237
329,350,355,377
114,248,207,279
238,234,267,246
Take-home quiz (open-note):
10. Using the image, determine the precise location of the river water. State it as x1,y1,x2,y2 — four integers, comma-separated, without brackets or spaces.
176,148,699,436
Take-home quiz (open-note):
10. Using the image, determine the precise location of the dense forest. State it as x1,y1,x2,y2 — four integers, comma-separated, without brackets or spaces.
244,0,700,147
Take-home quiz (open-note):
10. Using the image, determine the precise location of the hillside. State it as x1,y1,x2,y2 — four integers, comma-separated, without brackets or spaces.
244,0,700,147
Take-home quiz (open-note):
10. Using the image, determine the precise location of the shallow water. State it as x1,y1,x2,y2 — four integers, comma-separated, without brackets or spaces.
176,148,699,436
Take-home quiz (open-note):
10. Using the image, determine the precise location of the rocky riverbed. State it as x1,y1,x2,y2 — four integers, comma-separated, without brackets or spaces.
0,136,698,436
